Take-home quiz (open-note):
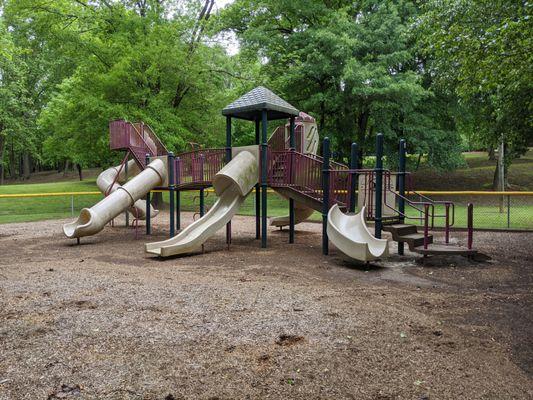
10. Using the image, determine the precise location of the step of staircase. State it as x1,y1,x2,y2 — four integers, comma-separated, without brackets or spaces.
398,233,433,249
413,244,477,256
382,224,418,236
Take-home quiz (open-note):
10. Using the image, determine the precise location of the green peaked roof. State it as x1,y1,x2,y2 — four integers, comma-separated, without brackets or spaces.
222,86,299,121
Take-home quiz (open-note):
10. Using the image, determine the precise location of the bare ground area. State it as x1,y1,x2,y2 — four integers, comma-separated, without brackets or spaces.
0,213,532,399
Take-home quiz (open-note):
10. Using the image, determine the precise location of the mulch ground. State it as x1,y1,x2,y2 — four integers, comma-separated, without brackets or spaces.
0,212,532,399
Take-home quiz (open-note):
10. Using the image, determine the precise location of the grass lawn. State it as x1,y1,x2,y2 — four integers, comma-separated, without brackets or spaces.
1,149,532,229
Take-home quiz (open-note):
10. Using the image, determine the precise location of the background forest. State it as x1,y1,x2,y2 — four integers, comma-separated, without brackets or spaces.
0,0,531,187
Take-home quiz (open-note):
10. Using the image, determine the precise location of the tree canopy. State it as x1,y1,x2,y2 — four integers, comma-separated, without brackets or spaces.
0,0,530,182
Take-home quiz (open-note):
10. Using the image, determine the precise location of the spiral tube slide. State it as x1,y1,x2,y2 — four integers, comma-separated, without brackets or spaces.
145,150,258,257
63,159,166,239
327,205,389,262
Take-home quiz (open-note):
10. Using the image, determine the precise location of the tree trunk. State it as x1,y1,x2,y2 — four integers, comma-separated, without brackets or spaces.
488,146,496,161
63,160,70,176
151,192,165,209
415,153,423,171
76,163,83,181
22,152,31,179
0,134,5,185
9,139,16,179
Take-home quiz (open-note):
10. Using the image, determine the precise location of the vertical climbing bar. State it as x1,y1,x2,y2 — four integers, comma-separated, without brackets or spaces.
322,137,331,255
289,116,296,244
349,142,358,213
398,139,406,254
374,133,384,239
226,116,232,246
255,118,260,240
261,110,268,248
145,153,151,235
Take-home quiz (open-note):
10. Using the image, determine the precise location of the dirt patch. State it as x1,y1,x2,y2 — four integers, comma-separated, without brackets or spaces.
0,212,532,399
276,334,305,346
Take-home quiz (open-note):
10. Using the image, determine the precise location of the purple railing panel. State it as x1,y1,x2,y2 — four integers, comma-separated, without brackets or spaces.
175,148,226,187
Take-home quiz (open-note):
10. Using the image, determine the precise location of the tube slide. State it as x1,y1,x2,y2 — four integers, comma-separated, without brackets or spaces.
145,150,258,257
97,160,158,220
63,159,166,239
327,205,389,262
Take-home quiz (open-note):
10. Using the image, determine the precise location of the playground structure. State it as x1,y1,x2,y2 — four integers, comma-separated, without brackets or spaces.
63,86,477,261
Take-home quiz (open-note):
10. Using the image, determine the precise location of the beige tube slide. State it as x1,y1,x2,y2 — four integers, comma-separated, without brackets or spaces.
327,205,389,262
63,159,166,239
97,159,159,220
145,150,258,257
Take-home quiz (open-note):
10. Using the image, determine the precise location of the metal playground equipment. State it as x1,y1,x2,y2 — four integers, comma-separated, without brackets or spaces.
63,86,477,261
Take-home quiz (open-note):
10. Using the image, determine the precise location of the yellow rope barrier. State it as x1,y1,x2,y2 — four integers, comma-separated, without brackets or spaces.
0,190,531,199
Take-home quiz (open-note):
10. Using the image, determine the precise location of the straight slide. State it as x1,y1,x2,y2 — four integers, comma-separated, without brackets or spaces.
327,205,389,262
63,159,166,239
145,150,258,257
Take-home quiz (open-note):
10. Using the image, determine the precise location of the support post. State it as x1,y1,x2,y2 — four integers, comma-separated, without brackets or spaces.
175,157,181,231
374,133,384,239
199,189,205,217
445,202,450,244
398,139,406,254
261,110,268,248
226,116,232,246
467,203,474,250
289,116,296,244
423,203,430,250
349,142,358,213
507,195,511,229
168,152,175,238
199,154,205,217
322,137,331,255
145,153,151,235
255,118,260,240
125,154,129,227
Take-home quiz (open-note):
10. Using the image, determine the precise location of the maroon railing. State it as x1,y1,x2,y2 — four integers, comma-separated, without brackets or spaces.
175,148,226,187
109,119,168,167
267,125,305,152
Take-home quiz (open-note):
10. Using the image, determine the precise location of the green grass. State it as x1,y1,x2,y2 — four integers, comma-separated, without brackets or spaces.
412,148,533,191
1,150,532,230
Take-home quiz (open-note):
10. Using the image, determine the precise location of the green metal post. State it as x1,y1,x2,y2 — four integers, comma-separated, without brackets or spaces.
226,116,232,245
349,142,358,213
168,152,175,237
261,110,268,248
145,153,151,235
322,137,330,255
375,133,384,239
175,157,181,231
289,116,295,244
398,139,406,254
255,118,260,240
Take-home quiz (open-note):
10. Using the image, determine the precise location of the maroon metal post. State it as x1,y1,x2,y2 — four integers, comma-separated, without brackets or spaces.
467,203,474,250
445,202,450,244
423,203,430,250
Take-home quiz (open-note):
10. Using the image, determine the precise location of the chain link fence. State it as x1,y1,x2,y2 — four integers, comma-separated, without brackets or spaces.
1,191,532,231
405,192,533,230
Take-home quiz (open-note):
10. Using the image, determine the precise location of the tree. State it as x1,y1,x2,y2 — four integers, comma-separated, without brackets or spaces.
220,0,464,170
0,18,29,183
419,0,533,187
